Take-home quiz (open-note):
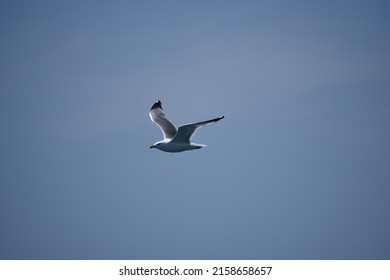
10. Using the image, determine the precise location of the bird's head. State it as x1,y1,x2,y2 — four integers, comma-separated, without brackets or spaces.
149,141,163,149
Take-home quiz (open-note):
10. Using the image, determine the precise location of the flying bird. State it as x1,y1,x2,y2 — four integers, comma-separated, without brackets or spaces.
149,100,224,152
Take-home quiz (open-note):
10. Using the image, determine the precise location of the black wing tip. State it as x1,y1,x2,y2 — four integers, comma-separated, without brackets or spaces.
150,100,162,110
214,116,225,122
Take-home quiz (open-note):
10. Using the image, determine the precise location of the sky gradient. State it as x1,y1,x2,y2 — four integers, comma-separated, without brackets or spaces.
1,0,390,259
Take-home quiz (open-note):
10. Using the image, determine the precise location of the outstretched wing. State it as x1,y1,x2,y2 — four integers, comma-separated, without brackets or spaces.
149,100,177,140
171,116,224,143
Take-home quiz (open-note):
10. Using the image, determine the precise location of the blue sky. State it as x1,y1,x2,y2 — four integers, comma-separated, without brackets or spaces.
1,0,389,259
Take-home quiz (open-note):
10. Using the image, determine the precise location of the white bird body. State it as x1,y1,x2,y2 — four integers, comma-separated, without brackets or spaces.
151,140,206,152
149,100,224,153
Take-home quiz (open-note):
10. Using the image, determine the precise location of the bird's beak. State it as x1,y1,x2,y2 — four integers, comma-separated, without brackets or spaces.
149,145,155,149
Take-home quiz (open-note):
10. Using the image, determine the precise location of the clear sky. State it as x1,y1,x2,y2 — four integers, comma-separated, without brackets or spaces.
1,0,389,259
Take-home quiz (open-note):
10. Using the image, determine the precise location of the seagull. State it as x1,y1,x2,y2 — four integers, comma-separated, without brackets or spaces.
149,100,224,152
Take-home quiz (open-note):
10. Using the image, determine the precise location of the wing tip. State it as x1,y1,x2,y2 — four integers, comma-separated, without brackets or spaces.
215,116,225,122
150,100,162,110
